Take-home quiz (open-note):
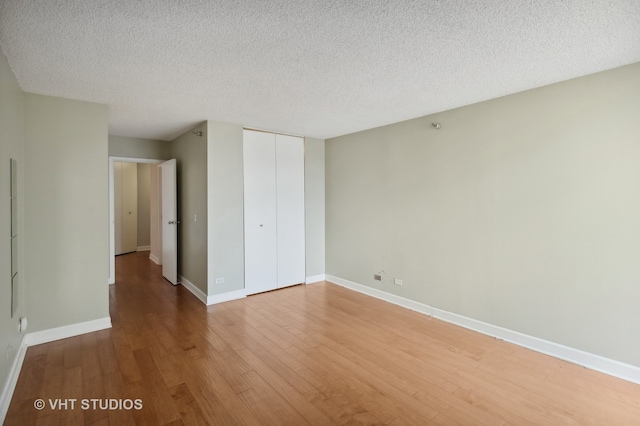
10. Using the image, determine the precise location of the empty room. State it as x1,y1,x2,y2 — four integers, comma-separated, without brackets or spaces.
1,1,639,425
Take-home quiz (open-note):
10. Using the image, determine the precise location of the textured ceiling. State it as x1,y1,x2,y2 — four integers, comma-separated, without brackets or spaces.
1,1,639,141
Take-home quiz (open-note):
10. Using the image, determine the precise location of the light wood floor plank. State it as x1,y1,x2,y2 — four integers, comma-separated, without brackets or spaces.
5,251,640,425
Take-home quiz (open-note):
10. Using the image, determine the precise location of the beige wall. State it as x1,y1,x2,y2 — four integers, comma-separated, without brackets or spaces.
109,135,170,160
206,121,245,295
171,123,208,292
304,137,325,278
326,62,640,367
0,49,26,407
24,93,110,331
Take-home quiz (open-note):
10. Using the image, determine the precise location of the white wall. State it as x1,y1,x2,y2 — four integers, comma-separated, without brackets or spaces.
326,62,640,367
24,93,110,331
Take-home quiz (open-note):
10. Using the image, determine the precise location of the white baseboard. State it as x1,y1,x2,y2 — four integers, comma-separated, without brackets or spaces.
0,336,27,424
180,275,247,306
178,275,207,304
24,317,112,347
1,317,112,423
136,246,151,252
305,274,326,284
207,289,247,305
325,275,640,385
149,253,161,265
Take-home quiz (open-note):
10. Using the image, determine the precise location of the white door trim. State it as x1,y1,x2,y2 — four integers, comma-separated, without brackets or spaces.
108,156,163,285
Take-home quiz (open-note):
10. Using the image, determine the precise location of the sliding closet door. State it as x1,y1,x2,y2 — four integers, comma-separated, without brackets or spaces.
243,130,278,294
276,134,305,288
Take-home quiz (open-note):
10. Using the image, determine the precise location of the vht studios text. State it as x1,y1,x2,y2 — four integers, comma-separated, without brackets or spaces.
34,398,143,411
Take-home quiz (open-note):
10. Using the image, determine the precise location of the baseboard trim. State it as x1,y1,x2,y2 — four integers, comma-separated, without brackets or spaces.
24,317,113,347
149,253,161,265
0,336,27,424
178,275,207,304
136,246,151,252
305,274,326,284
207,289,247,305
179,276,247,306
1,317,112,423
325,274,640,385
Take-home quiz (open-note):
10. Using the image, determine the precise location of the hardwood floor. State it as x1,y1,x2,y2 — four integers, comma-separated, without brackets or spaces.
6,251,640,425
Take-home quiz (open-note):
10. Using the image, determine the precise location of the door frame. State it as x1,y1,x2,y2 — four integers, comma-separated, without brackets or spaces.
108,156,164,284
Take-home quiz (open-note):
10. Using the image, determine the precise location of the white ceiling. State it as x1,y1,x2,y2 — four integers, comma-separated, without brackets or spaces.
1,1,639,141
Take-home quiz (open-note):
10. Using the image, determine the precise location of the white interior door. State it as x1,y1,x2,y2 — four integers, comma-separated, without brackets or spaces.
160,159,178,285
115,162,138,255
121,162,138,253
243,130,278,295
276,135,306,288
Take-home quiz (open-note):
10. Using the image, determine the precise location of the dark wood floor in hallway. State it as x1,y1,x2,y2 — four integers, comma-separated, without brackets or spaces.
6,251,640,425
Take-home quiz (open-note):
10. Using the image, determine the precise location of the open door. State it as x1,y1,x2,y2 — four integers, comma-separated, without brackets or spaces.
160,159,178,285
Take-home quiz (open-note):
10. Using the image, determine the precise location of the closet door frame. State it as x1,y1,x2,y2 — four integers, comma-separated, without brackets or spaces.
243,129,306,295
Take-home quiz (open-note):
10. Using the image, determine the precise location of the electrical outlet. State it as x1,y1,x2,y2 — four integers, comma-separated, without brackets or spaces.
394,278,403,286
215,277,224,284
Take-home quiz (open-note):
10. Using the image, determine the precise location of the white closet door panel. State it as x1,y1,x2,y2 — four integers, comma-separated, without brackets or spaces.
243,130,278,294
276,134,306,288
121,162,138,254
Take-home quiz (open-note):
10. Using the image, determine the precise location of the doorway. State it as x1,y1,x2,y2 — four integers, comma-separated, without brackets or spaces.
108,157,164,284
114,161,148,255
